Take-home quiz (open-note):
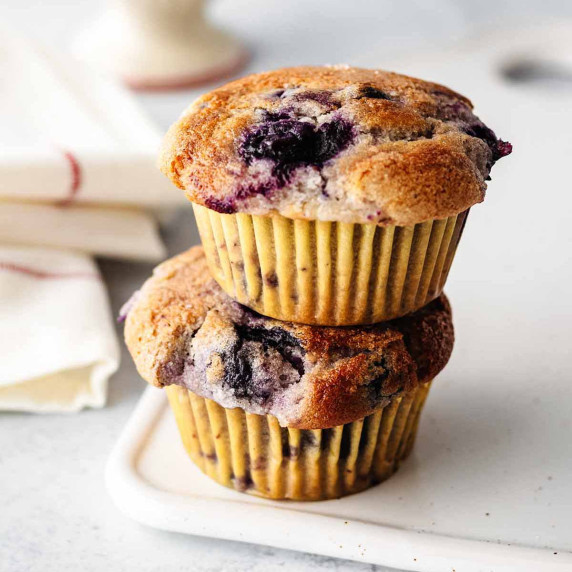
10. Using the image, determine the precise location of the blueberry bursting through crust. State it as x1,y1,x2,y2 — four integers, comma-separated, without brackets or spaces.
221,325,305,404
204,90,359,213
240,111,355,186
209,87,398,212
236,86,395,190
203,105,356,214
435,98,512,175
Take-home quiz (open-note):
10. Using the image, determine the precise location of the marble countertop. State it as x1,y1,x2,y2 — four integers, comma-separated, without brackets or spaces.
2,0,570,570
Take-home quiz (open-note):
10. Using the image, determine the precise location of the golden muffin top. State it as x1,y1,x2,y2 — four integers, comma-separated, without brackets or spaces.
160,65,511,226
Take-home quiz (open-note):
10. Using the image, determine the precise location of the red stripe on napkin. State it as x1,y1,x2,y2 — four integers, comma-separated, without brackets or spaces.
58,151,82,206
0,262,99,281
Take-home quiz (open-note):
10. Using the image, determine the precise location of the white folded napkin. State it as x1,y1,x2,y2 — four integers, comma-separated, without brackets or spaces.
0,27,186,261
0,203,166,261
0,246,120,412
0,30,184,411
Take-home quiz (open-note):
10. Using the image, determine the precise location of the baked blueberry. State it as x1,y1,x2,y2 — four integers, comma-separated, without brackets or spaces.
239,111,355,190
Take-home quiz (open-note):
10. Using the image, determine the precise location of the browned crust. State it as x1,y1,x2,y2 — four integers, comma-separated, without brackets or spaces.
124,246,222,389
296,296,453,428
159,65,493,226
124,247,454,429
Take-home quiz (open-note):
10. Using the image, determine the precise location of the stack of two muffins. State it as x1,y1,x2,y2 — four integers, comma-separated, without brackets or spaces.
123,66,511,500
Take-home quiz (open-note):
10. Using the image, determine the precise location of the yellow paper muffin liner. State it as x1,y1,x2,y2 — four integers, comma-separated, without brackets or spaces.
166,381,432,501
193,204,468,325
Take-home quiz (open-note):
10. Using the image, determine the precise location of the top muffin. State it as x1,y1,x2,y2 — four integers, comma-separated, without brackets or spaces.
160,65,511,226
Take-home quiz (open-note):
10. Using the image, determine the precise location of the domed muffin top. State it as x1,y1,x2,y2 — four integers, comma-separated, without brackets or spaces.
160,65,511,226
122,246,454,429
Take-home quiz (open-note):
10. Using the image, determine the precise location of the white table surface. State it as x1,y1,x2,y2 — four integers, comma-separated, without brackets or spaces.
2,1,572,571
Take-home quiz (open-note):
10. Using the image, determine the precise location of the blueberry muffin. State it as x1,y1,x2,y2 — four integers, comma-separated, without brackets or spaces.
122,246,454,500
160,65,511,326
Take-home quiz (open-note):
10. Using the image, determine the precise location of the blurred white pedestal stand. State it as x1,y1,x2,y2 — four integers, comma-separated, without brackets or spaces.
72,0,248,90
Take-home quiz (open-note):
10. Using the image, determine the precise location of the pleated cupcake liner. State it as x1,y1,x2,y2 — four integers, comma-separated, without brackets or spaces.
166,381,432,501
193,204,468,325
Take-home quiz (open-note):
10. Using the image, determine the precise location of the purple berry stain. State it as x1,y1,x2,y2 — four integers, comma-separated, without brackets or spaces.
206,97,356,215
221,324,305,405
463,121,512,165
436,98,512,169
240,111,355,184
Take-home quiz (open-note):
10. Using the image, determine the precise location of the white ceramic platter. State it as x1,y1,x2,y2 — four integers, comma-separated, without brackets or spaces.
106,372,572,572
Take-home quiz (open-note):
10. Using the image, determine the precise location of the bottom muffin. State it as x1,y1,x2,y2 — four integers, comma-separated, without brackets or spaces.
122,246,454,500
167,382,430,500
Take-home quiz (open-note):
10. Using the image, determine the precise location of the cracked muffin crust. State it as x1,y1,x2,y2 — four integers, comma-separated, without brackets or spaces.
123,246,454,429
160,65,511,226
